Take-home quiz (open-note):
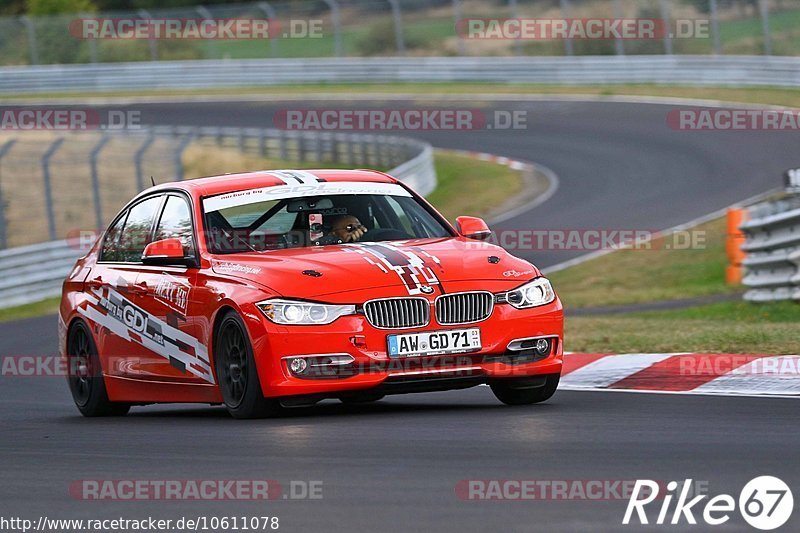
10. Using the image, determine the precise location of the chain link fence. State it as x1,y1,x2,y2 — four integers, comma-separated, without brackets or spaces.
0,131,182,249
2,0,799,66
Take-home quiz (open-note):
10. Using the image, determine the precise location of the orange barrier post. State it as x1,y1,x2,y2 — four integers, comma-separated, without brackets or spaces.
726,207,748,285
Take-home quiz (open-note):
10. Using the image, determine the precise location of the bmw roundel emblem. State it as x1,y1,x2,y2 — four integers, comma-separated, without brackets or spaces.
420,286,434,294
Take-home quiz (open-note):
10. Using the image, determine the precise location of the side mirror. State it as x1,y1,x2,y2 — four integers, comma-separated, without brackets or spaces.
142,238,196,267
456,216,492,240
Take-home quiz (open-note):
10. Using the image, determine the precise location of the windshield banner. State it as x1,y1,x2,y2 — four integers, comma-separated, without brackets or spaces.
203,180,410,213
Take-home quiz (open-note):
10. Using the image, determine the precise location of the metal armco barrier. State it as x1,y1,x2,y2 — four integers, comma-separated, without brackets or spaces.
741,194,800,302
0,127,436,309
0,239,81,309
3,56,800,94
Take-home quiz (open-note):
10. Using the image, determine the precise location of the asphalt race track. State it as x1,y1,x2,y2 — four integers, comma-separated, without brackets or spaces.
1,98,799,532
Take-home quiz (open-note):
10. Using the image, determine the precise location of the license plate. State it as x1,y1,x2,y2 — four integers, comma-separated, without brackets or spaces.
387,328,481,358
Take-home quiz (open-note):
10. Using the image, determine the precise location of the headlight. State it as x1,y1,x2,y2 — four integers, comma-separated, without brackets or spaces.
257,299,355,325
503,277,555,309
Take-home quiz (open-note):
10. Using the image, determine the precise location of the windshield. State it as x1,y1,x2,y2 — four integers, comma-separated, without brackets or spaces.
203,184,452,254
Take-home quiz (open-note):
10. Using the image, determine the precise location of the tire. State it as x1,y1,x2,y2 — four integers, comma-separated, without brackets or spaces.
66,320,130,417
215,311,281,419
490,374,560,406
339,392,385,404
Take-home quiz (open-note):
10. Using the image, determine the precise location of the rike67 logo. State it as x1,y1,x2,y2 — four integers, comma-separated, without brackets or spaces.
624,476,793,530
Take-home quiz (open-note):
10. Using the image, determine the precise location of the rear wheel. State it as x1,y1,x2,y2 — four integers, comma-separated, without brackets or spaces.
66,320,130,417
490,374,560,406
215,311,281,419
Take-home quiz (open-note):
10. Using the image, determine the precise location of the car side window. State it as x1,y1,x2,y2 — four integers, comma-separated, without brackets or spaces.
105,195,163,263
384,196,414,234
154,195,195,257
100,211,129,262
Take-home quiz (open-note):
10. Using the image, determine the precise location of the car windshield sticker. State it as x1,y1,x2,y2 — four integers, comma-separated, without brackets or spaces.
203,181,411,213
213,261,262,275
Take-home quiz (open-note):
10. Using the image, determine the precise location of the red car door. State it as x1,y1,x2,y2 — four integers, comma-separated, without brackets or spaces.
133,193,214,385
84,194,164,380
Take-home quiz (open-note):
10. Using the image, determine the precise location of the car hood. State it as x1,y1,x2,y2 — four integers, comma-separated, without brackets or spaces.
210,237,541,300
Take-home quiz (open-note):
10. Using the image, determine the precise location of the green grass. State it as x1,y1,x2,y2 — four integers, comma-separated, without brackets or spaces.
0,297,60,323
566,301,800,354
213,26,371,59
7,84,800,112
403,19,454,47
427,150,522,223
553,216,800,354
549,218,735,309
717,8,800,55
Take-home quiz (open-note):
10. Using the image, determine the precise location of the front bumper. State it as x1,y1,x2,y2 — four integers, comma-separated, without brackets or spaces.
243,298,564,398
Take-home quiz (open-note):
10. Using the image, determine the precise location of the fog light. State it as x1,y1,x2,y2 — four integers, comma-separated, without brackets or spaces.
535,338,551,355
288,358,308,374
350,335,367,348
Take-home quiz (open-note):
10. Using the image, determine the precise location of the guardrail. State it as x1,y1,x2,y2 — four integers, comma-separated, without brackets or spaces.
0,126,436,309
0,239,80,309
741,192,800,302
3,56,800,94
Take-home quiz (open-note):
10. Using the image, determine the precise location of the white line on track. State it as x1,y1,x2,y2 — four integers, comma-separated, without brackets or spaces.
557,386,800,399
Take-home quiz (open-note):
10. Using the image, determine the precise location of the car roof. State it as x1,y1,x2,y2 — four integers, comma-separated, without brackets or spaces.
146,169,398,198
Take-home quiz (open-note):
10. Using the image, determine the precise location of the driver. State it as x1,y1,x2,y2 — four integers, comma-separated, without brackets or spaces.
329,215,368,242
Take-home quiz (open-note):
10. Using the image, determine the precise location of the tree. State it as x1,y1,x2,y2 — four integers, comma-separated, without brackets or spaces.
25,0,97,16
0,1,27,15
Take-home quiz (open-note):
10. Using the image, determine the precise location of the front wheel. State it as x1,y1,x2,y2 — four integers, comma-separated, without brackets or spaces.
490,374,560,405
215,311,281,419
66,320,130,417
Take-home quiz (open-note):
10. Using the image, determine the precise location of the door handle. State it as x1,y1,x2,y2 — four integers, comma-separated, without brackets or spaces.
130,282,148,296
86,277,103,289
